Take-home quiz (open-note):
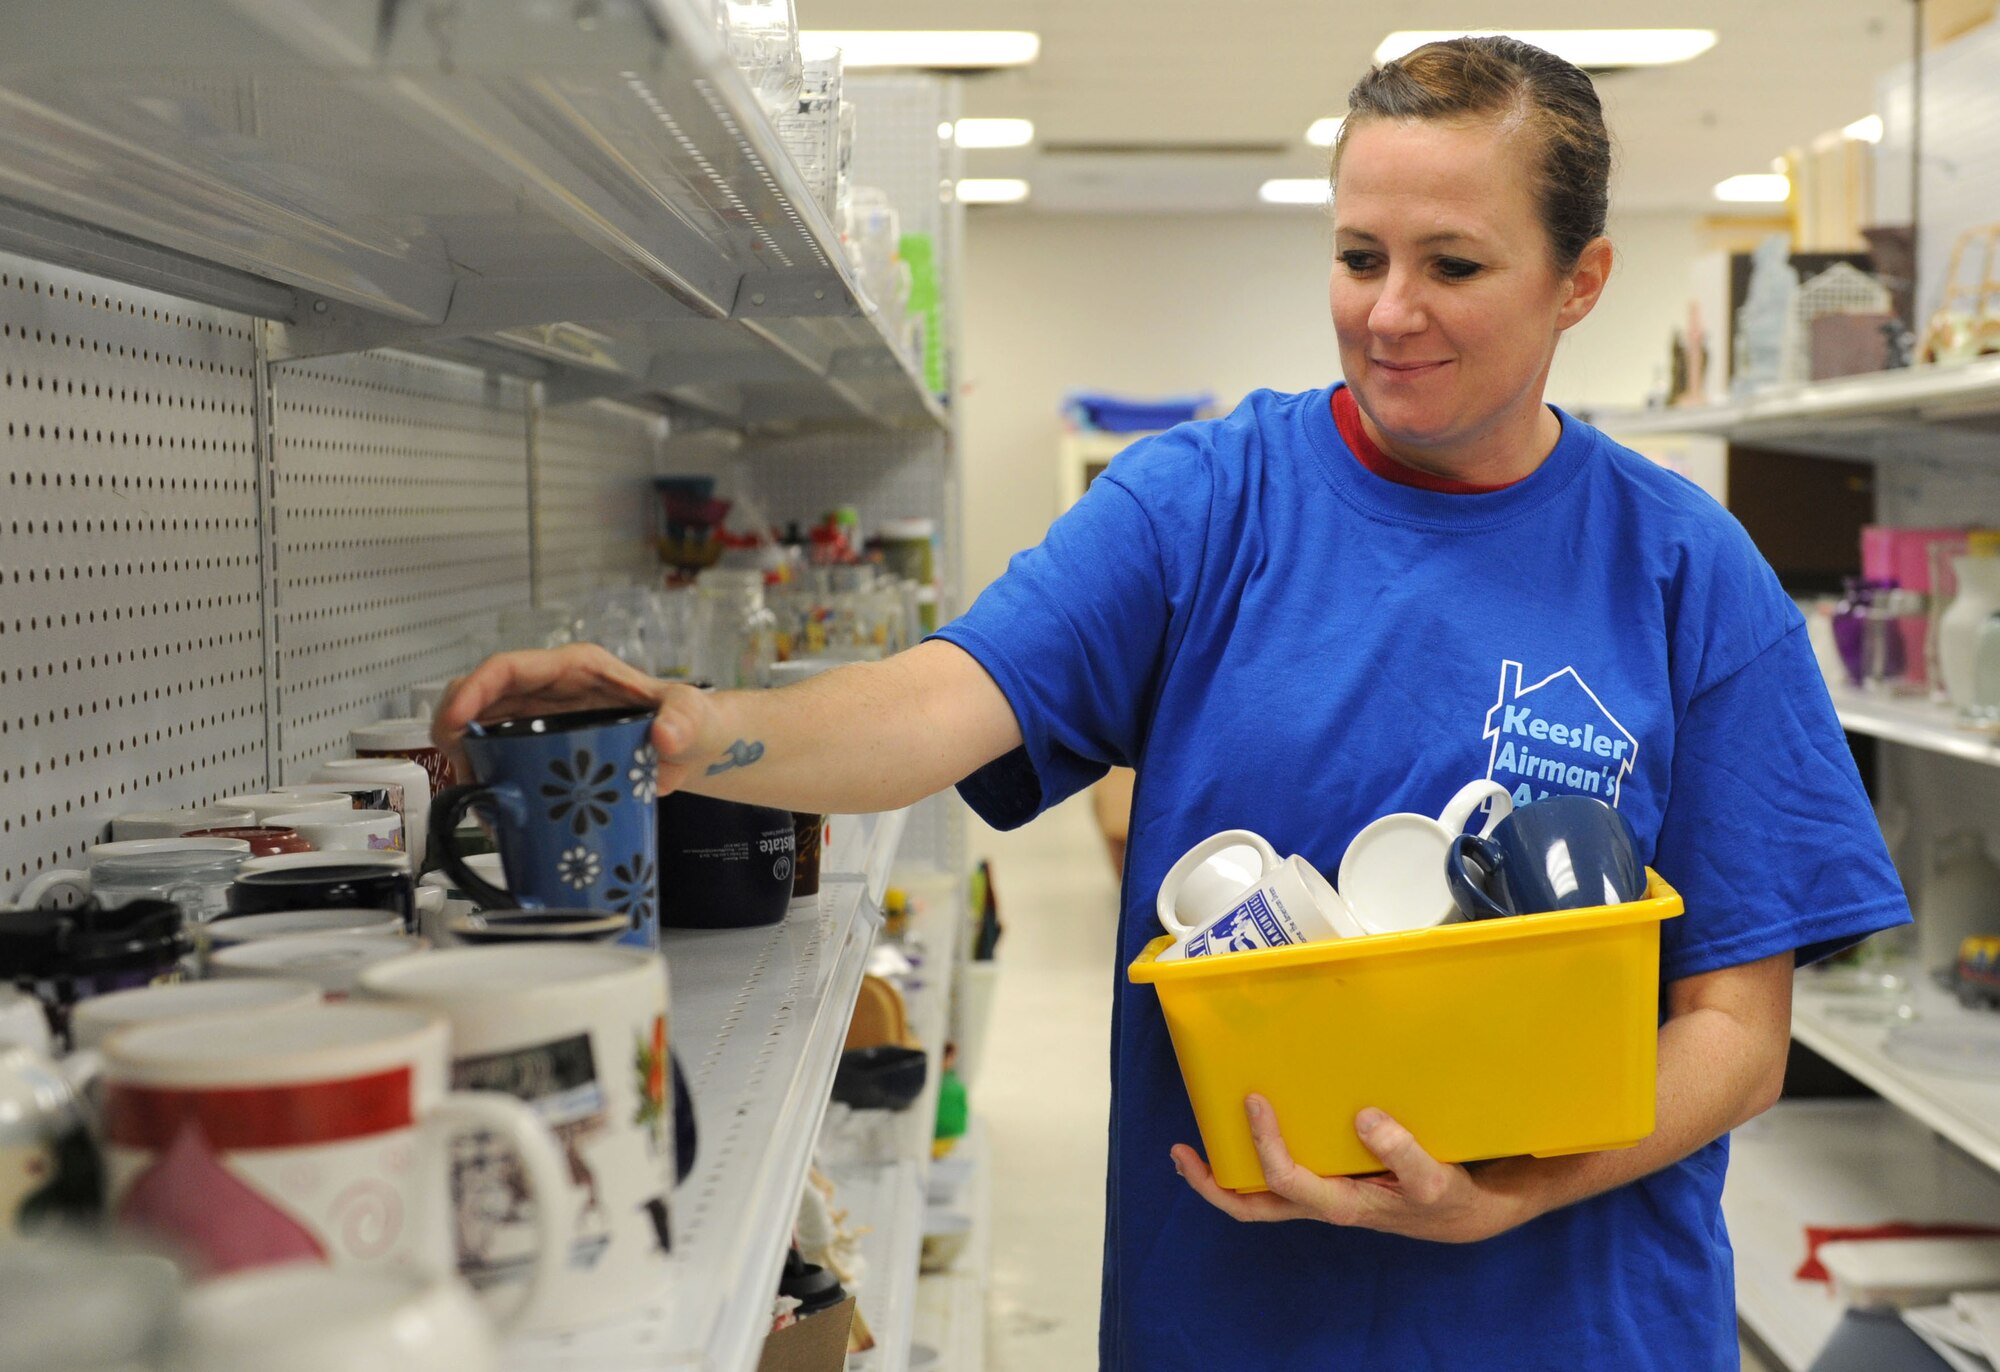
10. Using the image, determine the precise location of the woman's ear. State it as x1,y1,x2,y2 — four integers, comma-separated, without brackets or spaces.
1557,236,1614,331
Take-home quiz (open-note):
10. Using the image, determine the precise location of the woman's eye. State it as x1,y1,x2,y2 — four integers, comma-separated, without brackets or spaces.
1338,251,1379,274
1437,258,1483,280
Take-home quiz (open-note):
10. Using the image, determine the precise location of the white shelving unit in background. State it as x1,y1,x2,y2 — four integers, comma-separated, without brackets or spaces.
912,1118,991,1372
831,871,966,1372
1824,683,2000,769
1599,357,2000,464
1724,1100,2000,1371
1605,359,2000,1370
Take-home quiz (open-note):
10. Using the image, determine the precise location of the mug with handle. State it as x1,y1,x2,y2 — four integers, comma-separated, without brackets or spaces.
429,707,659,950
359,944,677,1330
1446,794,1646,921
1156,829,1285,937
99,1001,572,1334
1155,831,1361,962
1337,779,1514,935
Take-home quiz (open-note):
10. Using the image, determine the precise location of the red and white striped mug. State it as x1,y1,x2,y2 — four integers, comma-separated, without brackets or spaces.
99,1002,570,1332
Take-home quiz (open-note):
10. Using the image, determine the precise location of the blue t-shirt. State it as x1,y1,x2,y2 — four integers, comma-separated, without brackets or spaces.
933,385,1909,1371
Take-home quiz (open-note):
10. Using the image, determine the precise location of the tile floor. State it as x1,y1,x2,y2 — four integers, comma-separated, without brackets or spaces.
965,795,1779,1372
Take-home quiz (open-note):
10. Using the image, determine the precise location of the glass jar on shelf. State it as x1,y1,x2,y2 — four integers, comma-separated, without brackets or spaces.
695,570,778,689
722,0,801,123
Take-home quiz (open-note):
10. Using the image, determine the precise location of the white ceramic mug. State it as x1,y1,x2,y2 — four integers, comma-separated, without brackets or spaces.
168,1265,496,1372
1156,830,1284,934
1155,832,1360,962
0,987,52,1054
20,838,251,919
221,793,353,825
1337,779,1514,935
99,1002,570,1334
311,758,434,871
209,933,432,998
110,805,256,841
71,979,324,1052
358,944,675,1331
206,908,408,950
269,808,404,854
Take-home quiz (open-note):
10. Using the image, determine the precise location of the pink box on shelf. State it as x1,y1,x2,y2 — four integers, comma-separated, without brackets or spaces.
1861,526,1969,595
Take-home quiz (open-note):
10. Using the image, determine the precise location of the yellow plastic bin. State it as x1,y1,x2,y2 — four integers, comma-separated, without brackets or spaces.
1128,871,1684,1189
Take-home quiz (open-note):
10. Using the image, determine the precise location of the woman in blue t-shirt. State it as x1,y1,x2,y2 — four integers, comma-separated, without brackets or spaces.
439,37,1906,1371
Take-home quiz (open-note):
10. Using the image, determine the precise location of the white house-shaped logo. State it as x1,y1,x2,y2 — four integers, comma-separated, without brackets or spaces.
1482,661,1638,806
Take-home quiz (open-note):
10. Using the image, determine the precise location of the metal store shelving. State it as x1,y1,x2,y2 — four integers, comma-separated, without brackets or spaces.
0,0,944,430
506,882,878,1372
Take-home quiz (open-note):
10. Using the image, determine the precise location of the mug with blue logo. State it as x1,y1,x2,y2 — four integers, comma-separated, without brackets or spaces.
429,707,660,950
1444,794,1645,922
1155,830,1362,962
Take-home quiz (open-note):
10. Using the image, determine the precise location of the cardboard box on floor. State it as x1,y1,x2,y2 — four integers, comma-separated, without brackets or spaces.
755,1297,856,1372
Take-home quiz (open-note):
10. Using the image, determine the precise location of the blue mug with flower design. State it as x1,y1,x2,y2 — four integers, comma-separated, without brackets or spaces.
429,707,659,949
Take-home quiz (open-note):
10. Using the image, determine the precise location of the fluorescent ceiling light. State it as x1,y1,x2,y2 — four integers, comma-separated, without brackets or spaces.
1306,117,1344,147
1713,173,1790,204
954,118,1035,149
801,31,1040,69
1374,29,1716,68
1259,178,1331,207
1843,114,1884,144
955,178,1030,204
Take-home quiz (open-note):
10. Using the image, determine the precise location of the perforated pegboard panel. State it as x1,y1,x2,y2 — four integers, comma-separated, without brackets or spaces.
533,399,664,608
0,252,267,898
266,351,532,781
846,76,953,247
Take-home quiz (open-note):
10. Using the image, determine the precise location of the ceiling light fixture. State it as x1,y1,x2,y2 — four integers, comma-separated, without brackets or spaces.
801,31,1041,69
1713,173,1790,204
1843,114,1885,144
954,178,1030,204
1259,178,1331,207
1305,117,1344,148
954,118,1035,149
1374,29,1716,68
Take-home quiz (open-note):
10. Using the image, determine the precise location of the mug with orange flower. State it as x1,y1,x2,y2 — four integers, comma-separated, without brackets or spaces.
356,945,674,1331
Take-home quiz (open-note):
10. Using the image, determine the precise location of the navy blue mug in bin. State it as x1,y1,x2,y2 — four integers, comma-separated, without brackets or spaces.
430,707,660,950
1445,794,1645,921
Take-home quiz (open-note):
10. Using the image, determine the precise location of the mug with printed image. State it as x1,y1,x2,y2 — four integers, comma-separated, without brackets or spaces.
1155,831,1361,962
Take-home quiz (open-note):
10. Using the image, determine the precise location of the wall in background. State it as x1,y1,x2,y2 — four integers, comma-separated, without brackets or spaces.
957,209,1702,598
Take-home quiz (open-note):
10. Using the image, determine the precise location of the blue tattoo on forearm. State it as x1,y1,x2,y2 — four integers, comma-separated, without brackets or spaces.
706,739,766,776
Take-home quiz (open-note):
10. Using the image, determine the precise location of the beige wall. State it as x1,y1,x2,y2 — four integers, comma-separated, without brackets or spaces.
956,209,1701,598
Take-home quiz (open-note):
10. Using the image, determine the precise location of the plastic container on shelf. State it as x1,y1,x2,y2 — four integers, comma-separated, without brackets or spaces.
1127,872,1684,1189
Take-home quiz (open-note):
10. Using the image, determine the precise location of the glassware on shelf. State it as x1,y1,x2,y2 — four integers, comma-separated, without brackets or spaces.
1939,553,2000,714
722,0,802,123
845,188,906,336
777,39,842,216
693,570,777,689
497,605,576,651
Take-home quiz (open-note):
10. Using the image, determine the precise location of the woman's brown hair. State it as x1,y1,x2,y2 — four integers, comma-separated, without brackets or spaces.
1332,36,1613,272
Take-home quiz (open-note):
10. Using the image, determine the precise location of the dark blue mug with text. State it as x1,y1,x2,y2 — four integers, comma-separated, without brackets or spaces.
1444,794,1645,921
430,707,659,949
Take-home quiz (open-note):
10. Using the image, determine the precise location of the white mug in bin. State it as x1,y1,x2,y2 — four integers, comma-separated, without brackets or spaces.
1338,780,1513,936
1156,831,1360,961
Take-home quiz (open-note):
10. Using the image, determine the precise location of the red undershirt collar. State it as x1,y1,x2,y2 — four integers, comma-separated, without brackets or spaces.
1331,386,1523,495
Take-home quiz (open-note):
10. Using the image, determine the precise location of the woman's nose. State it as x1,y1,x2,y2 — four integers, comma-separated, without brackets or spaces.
1368,270,1427,338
